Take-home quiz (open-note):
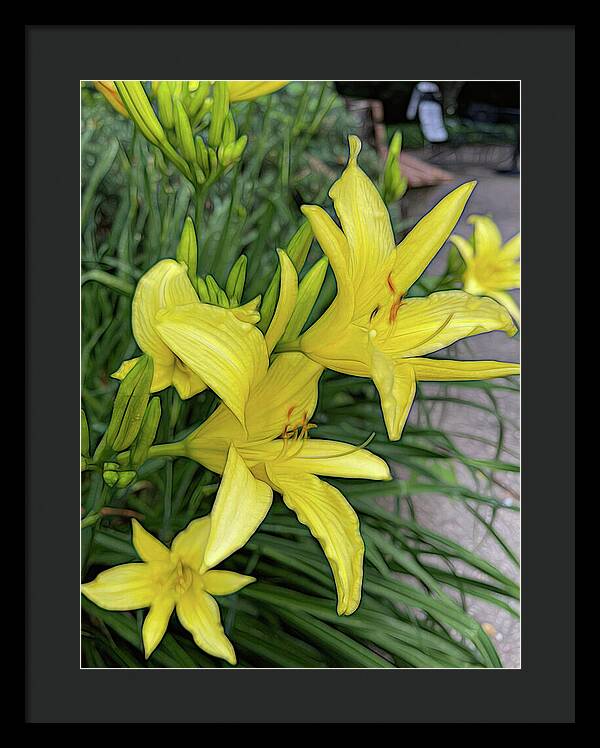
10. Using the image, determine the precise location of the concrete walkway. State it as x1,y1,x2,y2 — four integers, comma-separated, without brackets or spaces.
400,147,520,668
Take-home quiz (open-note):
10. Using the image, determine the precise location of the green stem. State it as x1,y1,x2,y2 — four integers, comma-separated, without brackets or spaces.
194,182,211,275
92,483,113,514
194,183,208,233
211,163,242,282
148,442,187,460
273,338,302,354
81,512,101,529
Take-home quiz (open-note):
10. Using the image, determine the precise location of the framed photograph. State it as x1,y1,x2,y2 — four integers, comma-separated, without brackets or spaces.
26,25,575,724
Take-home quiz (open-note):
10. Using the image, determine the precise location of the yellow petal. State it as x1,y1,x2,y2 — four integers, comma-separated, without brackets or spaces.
301,319,371,377
171,363,207,400
370,351,416,441
487,290,521,326
264,250,299,354
502,233,521,261
267,467,364,616
81,563,157,611
449,233,474,264
271,438,391,481
183,429,233,475
203,445,273,570
232,295,261,324
469,215,502,258
132,259,197,368
380,290,517,358
227,81,288,102
203,570,256,596
245,352,323,441
171,517,211,572
329,135,395,284
392,181,476,293
300,204,353,306
142,593,175,659
176,576,237,664
131,519,170,563
155,301,269,429
478,261,520,290
407,357,520,381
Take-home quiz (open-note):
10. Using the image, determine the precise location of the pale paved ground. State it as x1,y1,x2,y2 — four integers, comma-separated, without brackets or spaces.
399,146,520,668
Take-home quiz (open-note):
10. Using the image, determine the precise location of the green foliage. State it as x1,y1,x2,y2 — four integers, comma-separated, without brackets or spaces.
81,82,519,668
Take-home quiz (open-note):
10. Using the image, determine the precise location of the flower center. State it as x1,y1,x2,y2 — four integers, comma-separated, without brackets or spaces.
280,406,317,442
369,273,405,332
167,560,195,597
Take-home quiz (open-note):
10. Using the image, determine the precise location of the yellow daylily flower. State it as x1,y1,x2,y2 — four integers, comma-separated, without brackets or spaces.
93,81,128,117
226,81,288,102
81,517,254,663
159,351,391,616
112,259,269,428
450,215,521,325
290,135,520,441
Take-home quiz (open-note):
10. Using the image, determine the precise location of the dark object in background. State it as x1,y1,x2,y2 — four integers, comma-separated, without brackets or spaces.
335,81,519,124
335,82,414,123
456,82,520,174
456,82,519,117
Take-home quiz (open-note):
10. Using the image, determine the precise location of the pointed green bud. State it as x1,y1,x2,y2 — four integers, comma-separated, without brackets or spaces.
281,256,329,342
382,130,408,204
168,81,184,99
195,135,209,173
156,81,175,129
188,81,211,117
106,355,154,452
208,81,230,148
218,142,233,168
174,99,197,165
196,276,211,302
130,397,161,470
208,146,219,176
193,163,206,186
116,471,137,489
232,134,248,160
222,112,237,146
115,81,166,148
286,220,314,270
192,97,213,129
225,254,247,305
115,81,192,180
81,409,90,458
176,217,198,286
217,288,230,308
389,130,402,158
205,274,220,304
259,221,313,331
102,462,120,488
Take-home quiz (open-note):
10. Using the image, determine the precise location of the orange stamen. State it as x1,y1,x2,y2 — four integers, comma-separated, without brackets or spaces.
389,294,404,323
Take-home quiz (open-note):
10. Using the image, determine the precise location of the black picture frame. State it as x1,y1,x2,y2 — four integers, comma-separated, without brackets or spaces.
26,24,575,724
